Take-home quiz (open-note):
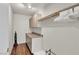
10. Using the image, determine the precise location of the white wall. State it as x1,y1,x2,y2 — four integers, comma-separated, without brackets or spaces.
31,27,41,34
13,14,31,44
0,3,10,54
8,5,14,54
42,26,79,55
40,5,79,55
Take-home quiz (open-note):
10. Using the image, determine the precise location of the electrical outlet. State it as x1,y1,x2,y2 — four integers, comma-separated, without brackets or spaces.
7,48,9,52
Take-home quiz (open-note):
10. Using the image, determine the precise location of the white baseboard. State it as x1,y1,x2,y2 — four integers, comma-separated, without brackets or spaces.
8,44,14,55
17,40,26,44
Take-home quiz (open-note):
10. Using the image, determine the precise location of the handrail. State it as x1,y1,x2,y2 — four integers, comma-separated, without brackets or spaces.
38,12,59,21
58,3,79,12
38,3,79,21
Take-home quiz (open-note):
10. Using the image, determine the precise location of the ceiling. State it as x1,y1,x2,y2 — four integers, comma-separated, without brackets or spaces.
11,3,77,16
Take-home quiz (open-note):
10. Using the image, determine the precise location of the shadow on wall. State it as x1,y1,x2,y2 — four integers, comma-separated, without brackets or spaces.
14,31,18,47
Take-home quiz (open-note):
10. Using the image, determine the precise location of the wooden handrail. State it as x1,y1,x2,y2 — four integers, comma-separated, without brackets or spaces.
38,3,79,21
39,12,59,21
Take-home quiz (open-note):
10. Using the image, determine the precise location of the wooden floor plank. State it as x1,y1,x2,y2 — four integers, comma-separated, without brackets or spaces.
11,43,31,55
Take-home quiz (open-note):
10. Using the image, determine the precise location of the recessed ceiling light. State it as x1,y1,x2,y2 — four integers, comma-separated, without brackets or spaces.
27,4,32,8
28,5,31,8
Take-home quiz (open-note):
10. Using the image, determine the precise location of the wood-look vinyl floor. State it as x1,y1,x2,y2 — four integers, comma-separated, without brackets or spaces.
11,43,31,55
